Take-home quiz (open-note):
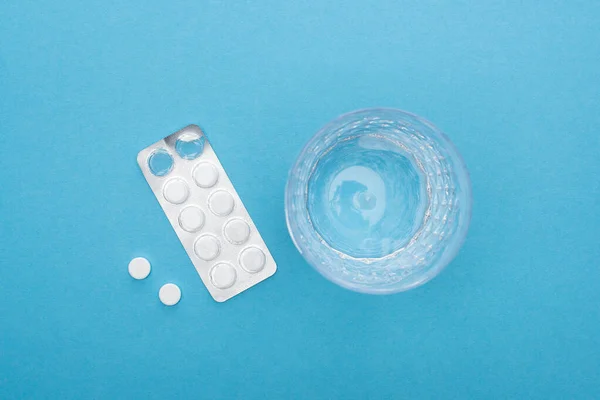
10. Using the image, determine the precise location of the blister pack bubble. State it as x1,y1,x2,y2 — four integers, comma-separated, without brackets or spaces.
137,125,277,302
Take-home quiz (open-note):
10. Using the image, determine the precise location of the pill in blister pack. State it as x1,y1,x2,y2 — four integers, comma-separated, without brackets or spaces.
137,125,277,302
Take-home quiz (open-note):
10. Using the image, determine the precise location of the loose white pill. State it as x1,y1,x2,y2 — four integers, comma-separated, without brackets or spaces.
210,263,237,289
224,218,250,244
208,190,234,216
178,206,205,232
128,257,151,280
193,162,219,188
159,283,181,306
194,235,220,261
163,178,189,204
239,247,266,273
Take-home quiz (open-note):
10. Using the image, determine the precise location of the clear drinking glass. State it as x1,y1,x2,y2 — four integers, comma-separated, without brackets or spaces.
285,108,472,294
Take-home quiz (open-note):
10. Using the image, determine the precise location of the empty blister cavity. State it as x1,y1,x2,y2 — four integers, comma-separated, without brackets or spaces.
224,218,251,244
193,162,219,188
163,178,189,204
176,131,205,160
208,190,234,216
148,149,173,176
239,247,266,273
194,234,221,261
210,263,237,289
178,206,205,232
159,283,181,306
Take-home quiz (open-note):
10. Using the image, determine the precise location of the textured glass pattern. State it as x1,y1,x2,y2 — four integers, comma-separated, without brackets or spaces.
285,109,472,294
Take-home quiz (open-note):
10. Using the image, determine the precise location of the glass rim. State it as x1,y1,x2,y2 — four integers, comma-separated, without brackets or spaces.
285,107,473,294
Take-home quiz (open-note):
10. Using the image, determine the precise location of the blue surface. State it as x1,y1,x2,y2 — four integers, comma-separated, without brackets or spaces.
1,1,599,398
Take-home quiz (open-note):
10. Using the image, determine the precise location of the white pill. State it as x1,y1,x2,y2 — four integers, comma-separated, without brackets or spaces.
163,178,189,204
159,283,181,306
210,263,237,289
224,218,251,244
239,247,266,273
178,206,205,232
208,190,234,216
128,257,151,280
194,235,220,261
193,162,219,188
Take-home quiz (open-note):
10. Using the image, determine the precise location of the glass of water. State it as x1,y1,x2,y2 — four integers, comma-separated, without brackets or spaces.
285,108,472,294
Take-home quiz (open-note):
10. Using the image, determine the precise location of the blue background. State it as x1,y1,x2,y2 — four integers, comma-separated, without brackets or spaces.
1,1,599,398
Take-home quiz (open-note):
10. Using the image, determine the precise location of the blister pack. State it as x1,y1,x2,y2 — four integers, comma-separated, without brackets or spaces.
137,125,277,302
